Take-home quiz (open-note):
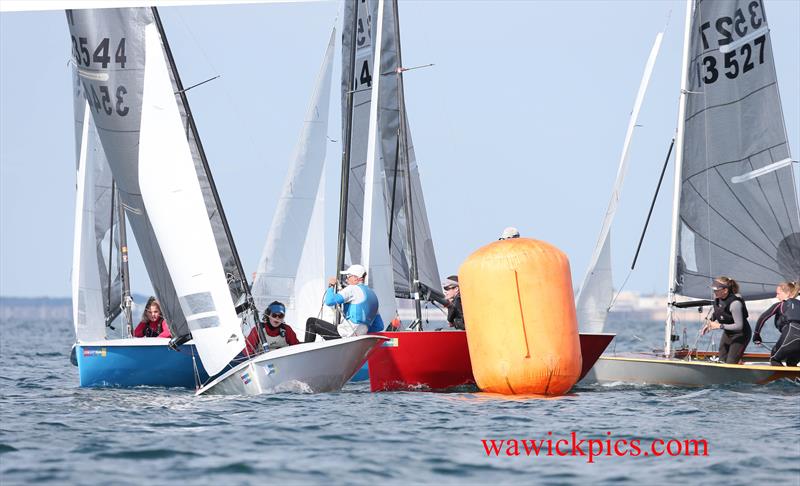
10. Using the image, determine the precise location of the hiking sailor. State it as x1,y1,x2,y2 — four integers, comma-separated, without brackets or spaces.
755,281,800,366
304,264,384,342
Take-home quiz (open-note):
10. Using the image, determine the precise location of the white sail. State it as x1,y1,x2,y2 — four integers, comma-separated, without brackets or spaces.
576,32,664,333
72,101,107,342
252,29,335,337
138,22,243,374
360,0,397,322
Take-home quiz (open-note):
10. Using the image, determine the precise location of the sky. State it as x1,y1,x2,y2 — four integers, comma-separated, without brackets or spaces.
1,0,798,299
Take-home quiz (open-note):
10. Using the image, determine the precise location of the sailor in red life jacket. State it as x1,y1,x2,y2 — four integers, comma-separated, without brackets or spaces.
244,301,300,356
133,296,172,338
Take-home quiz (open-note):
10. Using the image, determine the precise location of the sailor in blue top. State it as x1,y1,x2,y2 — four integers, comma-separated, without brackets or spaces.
304,264,385,342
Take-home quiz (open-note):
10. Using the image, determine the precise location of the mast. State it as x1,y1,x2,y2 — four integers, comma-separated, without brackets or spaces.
116,184,133,337
335,3,360,324
391,0,422,327
150,7,253,309
105,181,116,328
665,0,694,357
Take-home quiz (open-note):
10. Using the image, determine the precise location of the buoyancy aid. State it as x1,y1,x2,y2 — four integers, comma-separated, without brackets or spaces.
142,318,165,337
779,298,800,328
262,324,293,350
712,293,750,333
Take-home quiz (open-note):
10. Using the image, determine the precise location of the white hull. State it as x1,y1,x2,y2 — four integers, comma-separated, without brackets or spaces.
196,335,387,396
582,354,800,386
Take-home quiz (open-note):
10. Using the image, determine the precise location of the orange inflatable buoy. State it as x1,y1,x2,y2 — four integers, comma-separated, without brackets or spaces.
458,238,581,395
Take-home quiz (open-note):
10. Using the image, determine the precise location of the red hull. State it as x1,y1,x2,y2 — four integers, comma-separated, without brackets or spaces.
368,331,615,392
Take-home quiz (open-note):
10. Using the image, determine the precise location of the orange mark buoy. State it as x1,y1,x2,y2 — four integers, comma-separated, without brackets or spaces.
459,238,581,395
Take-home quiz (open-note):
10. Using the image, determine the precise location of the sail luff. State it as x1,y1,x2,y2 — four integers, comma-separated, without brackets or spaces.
72,100,106,341
665,0,695,357
336,1,360,288
576,31,664,333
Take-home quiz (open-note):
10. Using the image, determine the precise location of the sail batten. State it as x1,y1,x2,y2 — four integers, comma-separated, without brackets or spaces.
674,0,800,301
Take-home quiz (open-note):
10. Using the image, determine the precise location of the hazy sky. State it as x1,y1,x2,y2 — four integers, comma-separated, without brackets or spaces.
1,0,798,298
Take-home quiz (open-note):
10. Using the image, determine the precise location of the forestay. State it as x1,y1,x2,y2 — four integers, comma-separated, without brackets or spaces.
71,66,121,341
252,29,335,336
66,8,246,375
675,0,800,300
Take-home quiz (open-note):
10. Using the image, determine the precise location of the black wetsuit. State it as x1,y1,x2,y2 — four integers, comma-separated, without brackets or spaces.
711,293,751,364
769,298,800,366
447,294,465,330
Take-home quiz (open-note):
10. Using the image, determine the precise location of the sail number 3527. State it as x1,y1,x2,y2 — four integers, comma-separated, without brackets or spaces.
698,1,767,85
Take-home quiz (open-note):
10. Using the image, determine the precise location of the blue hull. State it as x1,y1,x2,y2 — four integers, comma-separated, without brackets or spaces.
350,362,369,382
75,343,208,388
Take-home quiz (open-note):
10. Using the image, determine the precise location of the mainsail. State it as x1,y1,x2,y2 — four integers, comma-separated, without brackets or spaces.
252,29,335,336
340,0,442,317
66,8,247,375
673,0,800,300
71,67,122,341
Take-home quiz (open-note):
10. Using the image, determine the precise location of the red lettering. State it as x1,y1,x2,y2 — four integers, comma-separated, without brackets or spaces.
614,439,628,456
666,440,682,456
652,439,665,456
481,439,503,456
571,431,586,455
588,440,604,464
629,440,642,456
505,439,520,456
521,440,544,456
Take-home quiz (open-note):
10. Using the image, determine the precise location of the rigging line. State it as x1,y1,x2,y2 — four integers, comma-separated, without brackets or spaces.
631,138,674,269
607,269,633,312
176,75,220,94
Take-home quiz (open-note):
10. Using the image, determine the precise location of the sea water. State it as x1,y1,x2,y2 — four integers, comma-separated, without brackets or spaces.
0,318,798,485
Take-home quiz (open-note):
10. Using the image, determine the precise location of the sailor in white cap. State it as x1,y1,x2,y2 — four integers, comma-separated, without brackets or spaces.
499,227,520,240
304,263,385,342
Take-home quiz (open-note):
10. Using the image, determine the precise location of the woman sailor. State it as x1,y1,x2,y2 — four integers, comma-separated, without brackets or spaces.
701,277,752,364
244,301,300,356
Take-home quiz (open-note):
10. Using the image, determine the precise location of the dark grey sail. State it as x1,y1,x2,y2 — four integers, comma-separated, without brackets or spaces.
65,8,248,373
675,0,800,300
373,0,442,298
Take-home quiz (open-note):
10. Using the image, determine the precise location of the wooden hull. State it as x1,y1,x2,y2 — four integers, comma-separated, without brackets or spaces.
367,331,615,392
582,354,800,386
197,336,387,396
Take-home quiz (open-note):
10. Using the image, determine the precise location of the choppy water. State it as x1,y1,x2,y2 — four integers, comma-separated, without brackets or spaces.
1,318,798,485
